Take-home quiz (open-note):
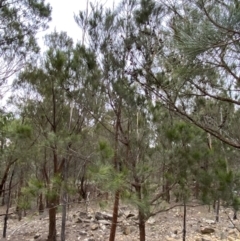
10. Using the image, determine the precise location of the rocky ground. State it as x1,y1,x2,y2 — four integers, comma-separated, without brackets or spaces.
0,200,240,241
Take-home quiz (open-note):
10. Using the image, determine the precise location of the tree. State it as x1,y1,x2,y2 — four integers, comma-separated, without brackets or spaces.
13,31,100,241
134,0,240,149
0,0,51,90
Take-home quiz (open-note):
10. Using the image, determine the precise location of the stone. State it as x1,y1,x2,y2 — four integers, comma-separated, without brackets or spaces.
78,211,87,217
123,226,131,235
98,220,111,225
202,238,211,241
204,219,215,225
201,227,215,234
126,213,135,219
147,217,156,224
91,224,99,231
95,211,112,221
34,233,41,239
79,231,87,236
76,218,92,223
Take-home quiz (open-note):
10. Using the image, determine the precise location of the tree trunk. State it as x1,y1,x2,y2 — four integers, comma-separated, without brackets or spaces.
39,193,44,214
109,190,120,241
135,185,146,241
215,198,220,222
182,200,187,241
3,167,15,238
0,159,17,197
1,183,5,206
61,158,67,241
139,210,146,241
48,198,57,241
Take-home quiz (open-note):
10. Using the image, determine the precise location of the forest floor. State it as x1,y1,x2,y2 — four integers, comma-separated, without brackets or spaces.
0,199,240,241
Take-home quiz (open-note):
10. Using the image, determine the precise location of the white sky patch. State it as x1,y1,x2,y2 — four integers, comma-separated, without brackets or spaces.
37,0,117,48
1,0,118,109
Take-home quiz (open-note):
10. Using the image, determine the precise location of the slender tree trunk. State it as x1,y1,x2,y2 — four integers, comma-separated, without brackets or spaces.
109,104,121,241
3,167,15,238
233,210,237,220
39,193,44,214
61,158,67,241
215,198,220,222
182,200,187,241
1,183,5,206
0,159,17,197
109,190,120,241
136,184,145,241
48,197,57,241
194,181,199,199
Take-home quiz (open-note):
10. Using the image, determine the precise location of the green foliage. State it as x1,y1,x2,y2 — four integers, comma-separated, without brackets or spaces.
0,0,51,85
15,124,32,139
98,139,114,160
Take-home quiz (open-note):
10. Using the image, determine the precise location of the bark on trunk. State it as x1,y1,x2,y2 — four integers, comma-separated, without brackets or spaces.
139,210,146,241
182,200,187,241
215,198,220,222
48,198,57,241
3,167,15,238
135,185,146,241
39,193,44,214
109,190,120,241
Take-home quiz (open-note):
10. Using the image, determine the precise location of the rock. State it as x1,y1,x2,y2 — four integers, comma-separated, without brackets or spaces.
79,211,88,217
201,227,215,234
91,224,99,231
202,238,211,241
147,217,156,224
126,213,135,219
79,231,87,236
95,211,112,221
76,218,83,223
165,236,176,241
123,226,131,235
98,219,111,225
99,223,107,230
76,218,92,223
204,219,215,225
34,233,41,239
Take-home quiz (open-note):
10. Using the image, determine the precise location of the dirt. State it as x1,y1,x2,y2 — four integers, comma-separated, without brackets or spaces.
0,200,239,241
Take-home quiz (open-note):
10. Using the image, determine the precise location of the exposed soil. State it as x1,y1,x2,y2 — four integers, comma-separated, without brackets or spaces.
0,200,239,241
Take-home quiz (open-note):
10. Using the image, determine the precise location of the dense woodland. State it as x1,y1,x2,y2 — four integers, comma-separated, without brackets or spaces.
1,0,240,241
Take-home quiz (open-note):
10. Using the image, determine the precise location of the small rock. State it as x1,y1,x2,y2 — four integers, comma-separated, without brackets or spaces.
98,220,111,225
99,223,106,230
95,211,112,221
79,231,87,236
201,227,215,234
126,213,135,219
34,233,41,239
202,238,211,241
123,226,131,235
147,217,156,224
91,224,99,231
204,219,215,225
79,211,88,217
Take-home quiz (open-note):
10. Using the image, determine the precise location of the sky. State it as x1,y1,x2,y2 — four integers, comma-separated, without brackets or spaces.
1,0,116,108
38,0,116,46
